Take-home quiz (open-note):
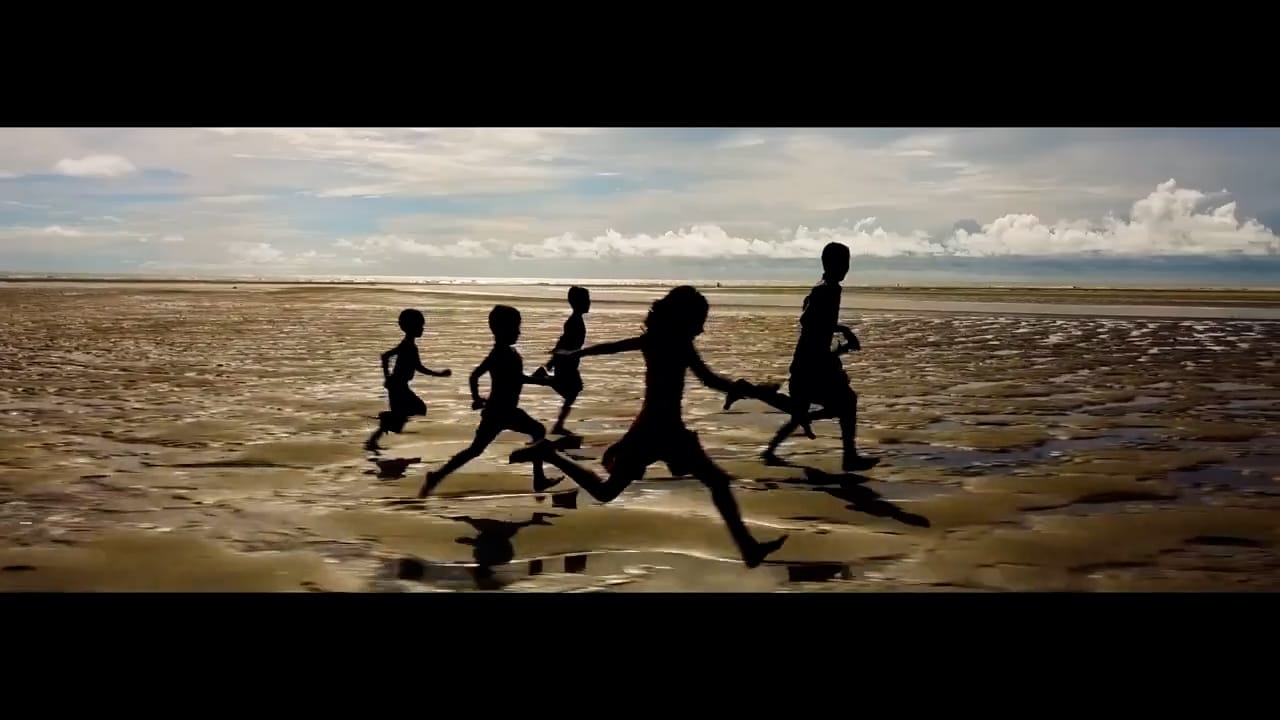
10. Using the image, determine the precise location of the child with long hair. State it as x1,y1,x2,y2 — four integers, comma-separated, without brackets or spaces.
509,286,788,567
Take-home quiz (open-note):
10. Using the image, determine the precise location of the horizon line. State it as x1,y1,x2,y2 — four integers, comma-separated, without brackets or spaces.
2,270,1278,293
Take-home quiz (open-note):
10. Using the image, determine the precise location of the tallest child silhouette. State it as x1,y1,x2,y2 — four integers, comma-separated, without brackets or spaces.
510,286,788,568
763,241,878,470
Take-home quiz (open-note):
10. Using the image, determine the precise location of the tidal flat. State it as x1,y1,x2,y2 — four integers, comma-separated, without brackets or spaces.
1,282,1278,592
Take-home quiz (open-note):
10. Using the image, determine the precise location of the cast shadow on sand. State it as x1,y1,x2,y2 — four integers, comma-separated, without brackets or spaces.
765,460,931,529
367,457,421,479
818,483,931,528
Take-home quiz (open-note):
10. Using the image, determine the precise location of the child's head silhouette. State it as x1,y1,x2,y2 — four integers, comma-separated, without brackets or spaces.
399,309,425,337
488,305,522,344
821,242,850,282
568,286,591,314
645,285,709,339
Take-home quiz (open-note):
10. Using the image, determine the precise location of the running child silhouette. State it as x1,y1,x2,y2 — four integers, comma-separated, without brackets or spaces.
509,286,788,568
365,309,451,454
762,241,877,471
417,305,557,498
535,286,590,437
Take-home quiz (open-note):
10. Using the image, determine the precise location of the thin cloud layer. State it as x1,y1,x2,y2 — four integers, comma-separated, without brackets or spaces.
334,235,495,258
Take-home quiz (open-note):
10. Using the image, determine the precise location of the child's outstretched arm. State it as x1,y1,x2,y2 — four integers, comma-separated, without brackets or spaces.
523,369,551,385
416,360,452,378
688,348,739,394
469,356,491,409
836,323,858,344
558,335,643,360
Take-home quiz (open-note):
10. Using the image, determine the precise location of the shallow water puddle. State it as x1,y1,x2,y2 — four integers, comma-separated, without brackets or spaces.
382,549,900,592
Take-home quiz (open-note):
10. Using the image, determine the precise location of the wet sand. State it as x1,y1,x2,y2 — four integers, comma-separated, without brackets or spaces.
2,283,1278,592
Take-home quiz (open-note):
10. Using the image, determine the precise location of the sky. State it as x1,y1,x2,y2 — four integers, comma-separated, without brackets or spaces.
2,127,1279,285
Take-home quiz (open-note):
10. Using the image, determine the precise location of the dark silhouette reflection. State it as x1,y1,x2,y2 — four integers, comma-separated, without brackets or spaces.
367,456,421,479
757,242,878,472
509,286,788,568
366,309,451,454
537,286,591,437
395,557,429,581
819,483,931,528
419,305,560,498
551,489,579,509
785,563,852,583
564,554,589,573
448,512,559,589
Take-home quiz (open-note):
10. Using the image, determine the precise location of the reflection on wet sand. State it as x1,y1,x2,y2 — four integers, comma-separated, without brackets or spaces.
2,283,1279,591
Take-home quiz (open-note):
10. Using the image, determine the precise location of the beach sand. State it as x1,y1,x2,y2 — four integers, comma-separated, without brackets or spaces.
2,282,1278,592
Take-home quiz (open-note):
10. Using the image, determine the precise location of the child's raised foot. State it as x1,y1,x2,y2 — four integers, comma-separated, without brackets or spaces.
760,450,788,467
533,472,564,493
554,433,583,450
799,420,816,440
417,472,441,499
364,439,384,454
509,438,556,465
744,535,788,569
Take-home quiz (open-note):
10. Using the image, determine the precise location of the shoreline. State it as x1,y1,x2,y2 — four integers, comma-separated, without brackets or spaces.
5,279,1280,319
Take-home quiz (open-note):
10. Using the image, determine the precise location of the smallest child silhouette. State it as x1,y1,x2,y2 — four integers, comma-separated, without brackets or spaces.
534,285,591,436
365,309,450,454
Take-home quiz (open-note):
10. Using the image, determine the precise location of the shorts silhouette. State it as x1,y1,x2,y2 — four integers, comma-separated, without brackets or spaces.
602,420,701,479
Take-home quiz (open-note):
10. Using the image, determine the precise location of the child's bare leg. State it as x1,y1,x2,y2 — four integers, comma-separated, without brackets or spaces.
366,412,398,453
768,394,816,440
835,388,878,472
739,383,816,439
507,409,561,493
685,441,787,568
550,381,581,435
762,418,800,464
419,421,501,498
550,400,576,435
534,450,640,503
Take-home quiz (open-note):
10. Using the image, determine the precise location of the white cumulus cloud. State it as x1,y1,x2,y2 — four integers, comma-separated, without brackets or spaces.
510,181,1279,260
948,180,1279,256
511,222,942,260
53,154,138,178
228,241,285,264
